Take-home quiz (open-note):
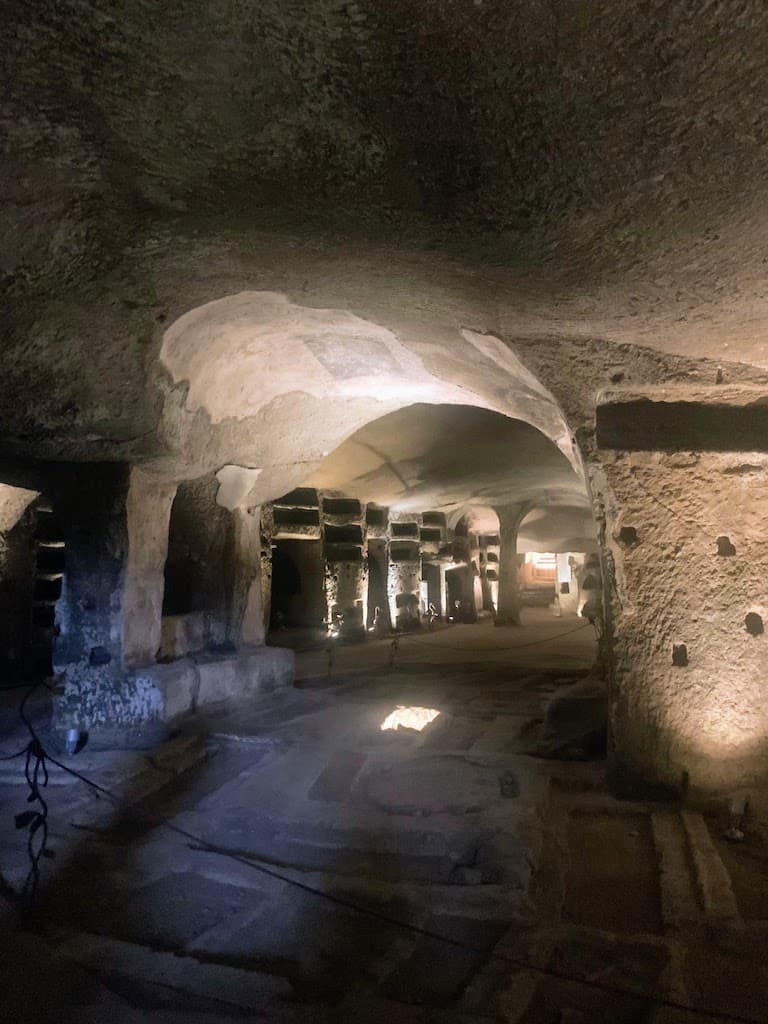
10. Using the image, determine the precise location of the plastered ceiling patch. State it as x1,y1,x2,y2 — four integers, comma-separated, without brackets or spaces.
216,465,263,509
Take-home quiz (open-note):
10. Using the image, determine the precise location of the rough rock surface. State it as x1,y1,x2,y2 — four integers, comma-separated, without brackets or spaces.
539,673,608,760
4,1,768,374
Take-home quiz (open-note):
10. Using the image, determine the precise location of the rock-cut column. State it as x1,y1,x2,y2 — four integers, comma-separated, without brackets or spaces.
52,464,174,747
595,384,768,799
494,504,529,626
231,504,266,646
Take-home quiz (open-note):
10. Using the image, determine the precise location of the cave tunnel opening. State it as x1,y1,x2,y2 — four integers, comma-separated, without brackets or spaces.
5,16,768,1014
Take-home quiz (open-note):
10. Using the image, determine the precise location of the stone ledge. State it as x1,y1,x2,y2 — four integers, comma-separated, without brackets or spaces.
55,646,295,750
53,930,295,1010
136,645,295,722
194,645,294,707
596,385,768,451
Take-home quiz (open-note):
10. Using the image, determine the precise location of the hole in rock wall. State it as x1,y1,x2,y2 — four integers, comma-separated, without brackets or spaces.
324,524,363,545
672,643,689,667
89,646,111,666
422,511,446,527
274,507,319,527
390,542,420,562
745,613,764,637
278,488,319,508
366,506,388,528
270,541,325,628
617,526,638,546
323,497,361,517
366,549,388,630
716,535,736,556
391,522,419,538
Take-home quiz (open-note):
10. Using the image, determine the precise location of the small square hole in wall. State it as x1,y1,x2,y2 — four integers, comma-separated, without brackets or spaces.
672,643,688,667
716,535,736,556
745,613,764,637
617,526,638,546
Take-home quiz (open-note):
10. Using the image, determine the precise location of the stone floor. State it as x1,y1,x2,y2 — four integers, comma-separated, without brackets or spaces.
0,613,765,1022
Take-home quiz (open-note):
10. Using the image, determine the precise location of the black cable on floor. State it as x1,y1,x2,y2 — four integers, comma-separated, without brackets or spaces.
399,620,595,653
0,747,30,761
2,681,57,902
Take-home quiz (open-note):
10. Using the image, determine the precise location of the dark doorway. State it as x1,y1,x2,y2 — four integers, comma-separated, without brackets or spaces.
270,539,325,628
422,562,442,620
366,543,389,631
270,546,302,629
445,567,464,623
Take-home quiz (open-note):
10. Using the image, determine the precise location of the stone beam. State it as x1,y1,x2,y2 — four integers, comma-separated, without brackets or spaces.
596,385,768,452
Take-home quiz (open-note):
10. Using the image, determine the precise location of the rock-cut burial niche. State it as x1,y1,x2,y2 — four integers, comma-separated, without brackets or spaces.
716,535,736,556
745,612,764,637
672,643,689,667
617,525,638,546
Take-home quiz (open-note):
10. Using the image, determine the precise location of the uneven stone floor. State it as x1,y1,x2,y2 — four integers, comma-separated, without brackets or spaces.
0,614,766,1023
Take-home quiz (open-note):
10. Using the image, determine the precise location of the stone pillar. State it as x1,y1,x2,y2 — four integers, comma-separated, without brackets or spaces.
484,534,501,613
387,553,421,629
495,504,528,625
232,504,266,646
468,533,483,617
52,464,169,746
479,544,494,613
437,563,447,619
322,496,367,638
260,503,274,634
122,468,176,666
0,485,38,672
387,521,422,630
595,385,768,799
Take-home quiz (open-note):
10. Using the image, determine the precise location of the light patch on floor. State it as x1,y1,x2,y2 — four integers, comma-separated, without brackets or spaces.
380,705,440,732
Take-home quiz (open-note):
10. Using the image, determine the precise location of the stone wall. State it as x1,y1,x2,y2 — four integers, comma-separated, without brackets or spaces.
387,557,421,630
599,448,768,799
52,464,163,745
163,475,234,648
0,505,37,672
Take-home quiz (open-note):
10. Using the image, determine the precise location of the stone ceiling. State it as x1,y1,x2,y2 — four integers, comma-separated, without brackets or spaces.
304,403,588,515
2,1,768,481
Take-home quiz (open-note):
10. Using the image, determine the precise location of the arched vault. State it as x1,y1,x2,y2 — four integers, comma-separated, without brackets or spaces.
160,291,586,507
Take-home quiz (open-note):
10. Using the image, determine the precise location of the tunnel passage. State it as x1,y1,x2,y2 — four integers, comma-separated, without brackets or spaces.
0,486,62,677
0,288,607,795
161,476,235,657
262,402,595,642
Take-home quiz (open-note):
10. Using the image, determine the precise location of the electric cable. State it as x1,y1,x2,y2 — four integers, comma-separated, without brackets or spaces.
14,681,55,899
398,620,594,653
290,620,595,659
0,747,29,761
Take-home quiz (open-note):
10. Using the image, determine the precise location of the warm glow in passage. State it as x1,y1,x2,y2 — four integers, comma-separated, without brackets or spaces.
380,706,441,732
525,552,556,568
